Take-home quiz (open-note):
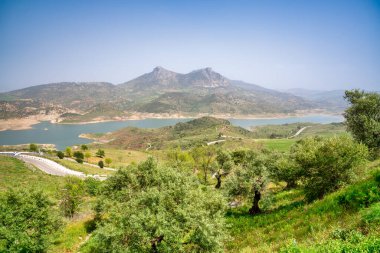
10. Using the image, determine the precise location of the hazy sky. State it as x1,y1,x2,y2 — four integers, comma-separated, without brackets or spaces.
0,0,379,92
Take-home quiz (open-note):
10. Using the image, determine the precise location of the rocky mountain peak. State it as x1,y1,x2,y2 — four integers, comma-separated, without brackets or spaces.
187,68,230,87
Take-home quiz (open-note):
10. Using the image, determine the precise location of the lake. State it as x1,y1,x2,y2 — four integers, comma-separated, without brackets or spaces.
0,115,343,150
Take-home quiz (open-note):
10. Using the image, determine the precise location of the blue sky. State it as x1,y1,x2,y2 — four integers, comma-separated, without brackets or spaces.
0,0,379,92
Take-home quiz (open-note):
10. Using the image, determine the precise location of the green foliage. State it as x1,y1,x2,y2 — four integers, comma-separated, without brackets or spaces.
29,143,38,152
280,229,380,252
96,149,105,158
226,152,270,214
361,202,380,227
166,147,194,171
338,171,380,210
344,89,380,153
98,160,104,168
73,151,84,160
81,144,88,151
60,177,85,218
214,150,234,188
83,157,227,252
84,151,91,161
84,177,102,196
291,135,368,201
267,152,301,188
104,157,112,166
190,146,217,184
0,189,61,252
57,151,65,159
65,147,72,157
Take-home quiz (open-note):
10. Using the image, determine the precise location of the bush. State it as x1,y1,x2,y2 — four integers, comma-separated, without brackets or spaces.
83,157,227,252
361,202,380,227
98,160,104,168
96,149,105,158
291,135,368,201
57,151,64,159
0,190,61,252
29,143,38,152
75,158,83,164
84,177,102,196
338,171,380,210
73,151,84,160
60,177,84,218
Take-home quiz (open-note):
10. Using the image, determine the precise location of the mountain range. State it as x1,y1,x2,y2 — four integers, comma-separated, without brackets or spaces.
0,67,346,122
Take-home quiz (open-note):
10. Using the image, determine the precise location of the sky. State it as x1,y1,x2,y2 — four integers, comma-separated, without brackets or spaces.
0,0,379,92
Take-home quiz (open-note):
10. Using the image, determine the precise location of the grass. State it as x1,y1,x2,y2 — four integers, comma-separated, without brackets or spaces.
81,147,149,168
225,163,380,252
0,155,64,197
259,139,296,152
50,157,114,176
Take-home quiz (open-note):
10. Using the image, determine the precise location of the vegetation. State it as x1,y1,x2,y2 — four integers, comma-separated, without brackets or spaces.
82,158,227,252
29,143,38,152
96,149,105,158
344,89,380,155
0,189,61,252
57,150,64,159
2,107,380,252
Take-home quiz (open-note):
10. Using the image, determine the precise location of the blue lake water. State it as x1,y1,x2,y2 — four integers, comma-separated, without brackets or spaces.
0,115,343,150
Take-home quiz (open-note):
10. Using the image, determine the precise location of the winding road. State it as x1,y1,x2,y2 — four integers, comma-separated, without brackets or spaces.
288,126,310,139
1,152,106,179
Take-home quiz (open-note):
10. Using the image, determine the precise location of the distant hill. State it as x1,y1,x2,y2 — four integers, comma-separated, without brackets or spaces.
0,67,339,121
83,116,256,149
285,88,348,111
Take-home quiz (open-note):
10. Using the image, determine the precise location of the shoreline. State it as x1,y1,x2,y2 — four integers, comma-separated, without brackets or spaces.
0,110,343,132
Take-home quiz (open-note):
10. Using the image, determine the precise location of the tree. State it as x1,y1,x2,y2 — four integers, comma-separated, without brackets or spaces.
0,189,61,252
73,151,84,164
96,149,105,158
98,160,104,168
266,152,301,189
213,150,234,188
190,146,216,184
104,158,112,167
29,143,38,152
83,157,227,252
57,151,65,159
65,147,72,157
60,176,84,218
291,135,368,201
226,153,269,215
166,147,194,171
84,151,91,162
344,89,380,153
81,144,88,151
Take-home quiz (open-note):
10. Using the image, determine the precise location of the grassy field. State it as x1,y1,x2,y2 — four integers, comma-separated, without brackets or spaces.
0,155,64,197
251,122,346,139
226,163,380,252
50,157,114,176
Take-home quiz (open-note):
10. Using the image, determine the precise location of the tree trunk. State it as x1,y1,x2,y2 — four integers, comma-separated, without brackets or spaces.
215,174,222,189
151,235,164,253
249,190,261,215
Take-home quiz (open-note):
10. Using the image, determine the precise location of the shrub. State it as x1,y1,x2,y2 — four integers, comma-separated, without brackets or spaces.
57,151,64,159
84,177,102,196
338,171,380,210
29,143,38,152
0,190,61,252
98,160,104,168
60,177,84,218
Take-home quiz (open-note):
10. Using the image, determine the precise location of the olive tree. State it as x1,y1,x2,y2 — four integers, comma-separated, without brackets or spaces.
226,153,269,215
344,89,380,155
213,150,234,189
291,135,368,201
0,190,61,252
83,157,227,253
60,176,85,218
190,146,216,184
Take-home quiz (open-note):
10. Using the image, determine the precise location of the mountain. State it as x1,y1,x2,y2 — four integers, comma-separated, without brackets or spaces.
0,67,325,121
285,88,347,111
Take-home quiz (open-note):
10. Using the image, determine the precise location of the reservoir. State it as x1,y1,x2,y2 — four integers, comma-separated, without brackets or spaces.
0,115,343,150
